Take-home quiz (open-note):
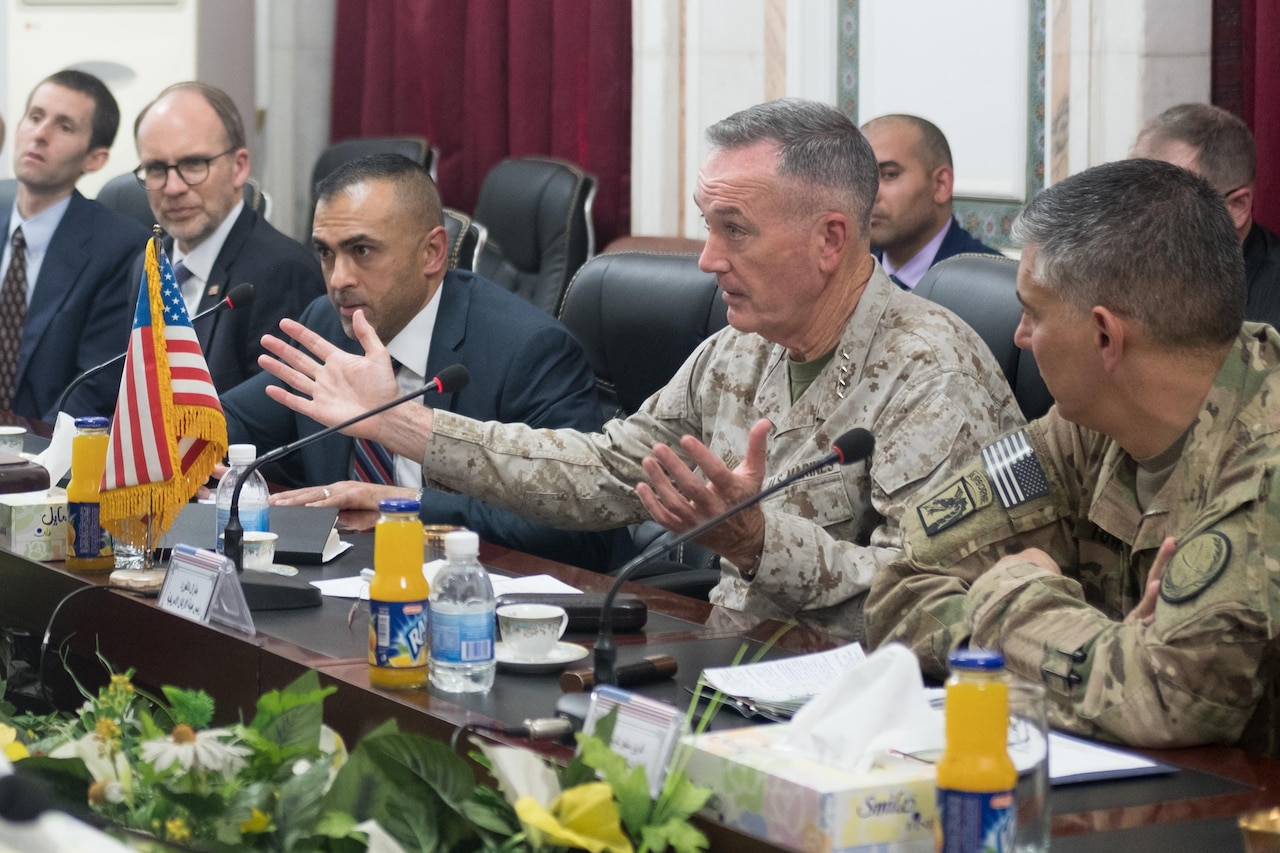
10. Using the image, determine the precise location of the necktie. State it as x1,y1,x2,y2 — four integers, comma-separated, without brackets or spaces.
173,260,199,315
0,228,28,411
353,359,403,485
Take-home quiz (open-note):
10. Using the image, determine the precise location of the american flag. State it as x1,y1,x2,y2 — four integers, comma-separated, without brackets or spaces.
980,430,1050,510
100,236,227,545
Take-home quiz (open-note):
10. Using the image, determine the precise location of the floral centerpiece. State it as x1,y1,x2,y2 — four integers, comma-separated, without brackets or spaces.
0,658,713,852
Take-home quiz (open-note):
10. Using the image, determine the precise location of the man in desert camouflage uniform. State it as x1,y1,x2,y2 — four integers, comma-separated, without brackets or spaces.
867,157,1280,754
258,98,1023,639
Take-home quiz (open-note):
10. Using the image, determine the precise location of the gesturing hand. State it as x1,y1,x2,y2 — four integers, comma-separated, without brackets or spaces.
635,418,772,570
258,310,400,441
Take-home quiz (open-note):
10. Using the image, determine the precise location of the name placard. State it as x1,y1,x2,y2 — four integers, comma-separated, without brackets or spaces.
584,685,685,798
158,545,255,637
158,548,219,622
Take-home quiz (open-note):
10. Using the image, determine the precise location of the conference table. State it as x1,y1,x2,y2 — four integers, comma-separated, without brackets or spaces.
1,514,1278,852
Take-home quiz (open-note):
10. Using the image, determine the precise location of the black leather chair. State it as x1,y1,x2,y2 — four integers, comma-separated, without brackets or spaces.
442,207,488,271
559,251,729,598
96,172,271,231
473,156,596,316
307,136,434,236
913,253,1054,420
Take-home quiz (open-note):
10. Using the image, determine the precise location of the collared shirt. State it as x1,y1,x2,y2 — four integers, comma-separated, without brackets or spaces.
880,219,951,289
3,195,73,307
172,199,245,317
383,283,443,488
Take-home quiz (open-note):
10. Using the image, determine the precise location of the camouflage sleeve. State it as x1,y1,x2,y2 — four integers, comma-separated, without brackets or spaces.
865,416,1083,678
967,531,1271,748
740,362,1026,617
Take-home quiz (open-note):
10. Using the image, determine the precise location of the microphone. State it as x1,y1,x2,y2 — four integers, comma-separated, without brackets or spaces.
593,428,875,686
222,363,470,610
54,282,257,416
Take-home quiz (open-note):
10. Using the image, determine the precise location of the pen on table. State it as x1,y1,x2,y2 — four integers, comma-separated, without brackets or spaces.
560,654,677,692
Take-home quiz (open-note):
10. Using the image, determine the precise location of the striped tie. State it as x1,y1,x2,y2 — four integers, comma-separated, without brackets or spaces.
353,359,402,485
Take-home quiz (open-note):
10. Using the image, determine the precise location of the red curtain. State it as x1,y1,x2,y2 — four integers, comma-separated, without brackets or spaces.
1213,0,1280,231
330,0,632,248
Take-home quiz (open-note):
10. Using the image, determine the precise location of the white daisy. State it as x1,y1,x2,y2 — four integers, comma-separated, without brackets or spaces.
140,725,251,779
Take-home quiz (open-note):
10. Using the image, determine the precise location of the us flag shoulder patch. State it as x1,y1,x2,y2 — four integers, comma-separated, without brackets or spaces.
980,430,1050,509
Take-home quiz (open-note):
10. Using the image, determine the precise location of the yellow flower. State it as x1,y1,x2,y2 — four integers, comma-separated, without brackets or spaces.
109,673,135,694
0,724,29,762
165,816,192,843
515,782,633,853
240,806,272,834
94,717,121,744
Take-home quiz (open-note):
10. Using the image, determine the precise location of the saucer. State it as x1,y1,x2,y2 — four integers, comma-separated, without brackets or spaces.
495,641,588,673
246,563,299,577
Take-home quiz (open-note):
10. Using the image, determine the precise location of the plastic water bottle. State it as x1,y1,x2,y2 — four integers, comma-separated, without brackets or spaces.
215,444,270,552
429,530,495,692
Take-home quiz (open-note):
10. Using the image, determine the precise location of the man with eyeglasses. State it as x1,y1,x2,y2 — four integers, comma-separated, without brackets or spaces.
132,82,324,392
0,69,147,420
1131,103,1280,328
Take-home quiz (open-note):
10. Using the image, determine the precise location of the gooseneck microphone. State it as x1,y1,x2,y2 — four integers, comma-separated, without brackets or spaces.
54,282,257,416
222,363,470,610
592,428,876,686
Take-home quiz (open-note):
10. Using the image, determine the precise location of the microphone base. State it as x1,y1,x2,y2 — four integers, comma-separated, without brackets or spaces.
240,572,322,611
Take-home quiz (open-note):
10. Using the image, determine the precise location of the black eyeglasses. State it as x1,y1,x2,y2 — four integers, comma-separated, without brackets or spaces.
134,148,236,190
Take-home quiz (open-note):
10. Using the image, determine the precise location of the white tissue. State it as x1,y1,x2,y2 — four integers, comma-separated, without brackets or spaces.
783,643,943,773
32,411,76,485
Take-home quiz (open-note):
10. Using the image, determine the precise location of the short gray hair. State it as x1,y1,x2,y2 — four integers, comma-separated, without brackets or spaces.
1013,158,1244,350
706,98,879,231
1133,103,1255,194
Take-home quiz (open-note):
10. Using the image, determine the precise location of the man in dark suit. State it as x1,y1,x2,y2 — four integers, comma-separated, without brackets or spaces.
221,154,621,571
0,70,148,421
132,82,324,393
862,114,1000,289
1131,103,1280,328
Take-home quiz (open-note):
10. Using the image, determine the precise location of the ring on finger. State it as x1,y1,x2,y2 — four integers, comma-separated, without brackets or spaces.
322,487,331,499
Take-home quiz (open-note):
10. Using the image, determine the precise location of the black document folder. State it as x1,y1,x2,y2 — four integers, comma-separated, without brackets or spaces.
158,503,340,565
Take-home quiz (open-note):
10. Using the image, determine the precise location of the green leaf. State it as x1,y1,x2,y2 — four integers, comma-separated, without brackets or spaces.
277,754,337,849
160,686,216,730
652,770,712,826
10,756,92,820
642,818,710,853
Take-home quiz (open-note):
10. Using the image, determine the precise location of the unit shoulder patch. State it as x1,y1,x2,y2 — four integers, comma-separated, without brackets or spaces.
918,471,994,537
1160,531,1232,604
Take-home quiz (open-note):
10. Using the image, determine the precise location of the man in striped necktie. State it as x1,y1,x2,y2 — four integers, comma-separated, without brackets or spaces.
220,154,623,571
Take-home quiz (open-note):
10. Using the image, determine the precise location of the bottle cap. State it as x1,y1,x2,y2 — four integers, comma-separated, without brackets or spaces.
378,497,420,514
227,444,257,465
444,530,479,559
948,648,1005,671
73,416,110,430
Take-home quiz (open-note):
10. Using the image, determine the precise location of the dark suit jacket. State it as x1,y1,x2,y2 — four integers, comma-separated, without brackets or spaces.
933,216,1002,264
873,216,1001,272
1244,221,1280,328
0,191,149,420
130,205,325,393
222,270,624,570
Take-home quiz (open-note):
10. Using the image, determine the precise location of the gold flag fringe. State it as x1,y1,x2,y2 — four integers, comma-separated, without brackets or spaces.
101,237,228,548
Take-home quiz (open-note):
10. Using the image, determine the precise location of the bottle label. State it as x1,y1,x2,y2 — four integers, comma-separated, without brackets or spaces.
937,787,1015,853
68,502,112,559
369,599,428,669
430,609,494,664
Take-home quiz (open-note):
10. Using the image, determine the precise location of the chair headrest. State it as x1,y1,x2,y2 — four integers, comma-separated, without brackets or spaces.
559,252,728,414
475,158,592,272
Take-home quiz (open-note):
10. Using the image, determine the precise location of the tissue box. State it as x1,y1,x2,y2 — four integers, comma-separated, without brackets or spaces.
686,724,936,853
0,488,68,561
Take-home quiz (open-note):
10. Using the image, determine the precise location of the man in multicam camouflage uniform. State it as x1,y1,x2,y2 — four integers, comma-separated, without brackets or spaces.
866,157,1280,754
257,98,1023,639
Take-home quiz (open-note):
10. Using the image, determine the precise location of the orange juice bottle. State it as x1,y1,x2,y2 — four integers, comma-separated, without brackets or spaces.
936,649,1017,853
368,498,428,689
66,417,115,572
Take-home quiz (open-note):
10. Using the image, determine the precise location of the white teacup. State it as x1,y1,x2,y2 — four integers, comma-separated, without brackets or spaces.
241,530,279,570
498,603,569,661
0,426,26,455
